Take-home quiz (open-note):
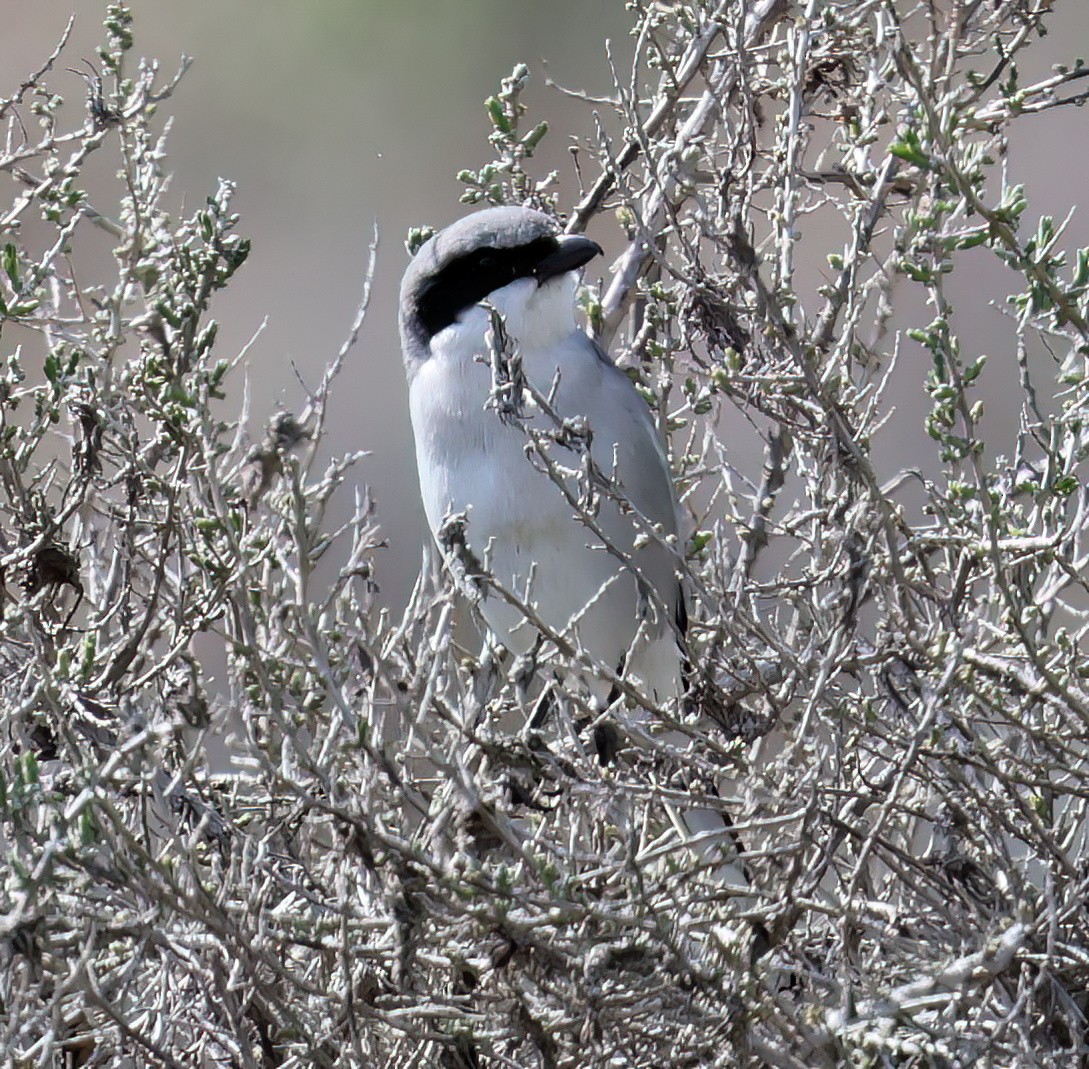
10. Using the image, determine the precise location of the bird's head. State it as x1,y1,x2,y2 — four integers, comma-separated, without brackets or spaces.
399,206,602,363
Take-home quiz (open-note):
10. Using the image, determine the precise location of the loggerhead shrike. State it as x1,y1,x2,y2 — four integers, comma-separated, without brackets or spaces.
399,206,684,703
399,207,751,899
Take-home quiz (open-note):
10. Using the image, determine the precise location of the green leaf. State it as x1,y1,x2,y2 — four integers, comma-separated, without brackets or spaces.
898,260,934,283
486,96,511,134
79,809,98,847
689,530,713,555
889,138,929,169
521,121,548,154
1074,248,1089,288
963,355,987,383
406,224,436,256
954,227,990,250
22,751,39,786
2,244,18,288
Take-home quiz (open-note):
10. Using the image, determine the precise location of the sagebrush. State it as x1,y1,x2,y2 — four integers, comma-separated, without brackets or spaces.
3,2,1089,1065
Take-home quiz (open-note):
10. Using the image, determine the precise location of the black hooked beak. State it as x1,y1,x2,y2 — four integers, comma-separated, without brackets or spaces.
532,235,603,285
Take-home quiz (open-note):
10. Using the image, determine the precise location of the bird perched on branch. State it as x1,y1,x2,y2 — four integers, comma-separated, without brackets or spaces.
399,206,753,903
399,206,685,704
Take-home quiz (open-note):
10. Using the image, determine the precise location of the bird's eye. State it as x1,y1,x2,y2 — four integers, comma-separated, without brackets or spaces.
478,254,497,270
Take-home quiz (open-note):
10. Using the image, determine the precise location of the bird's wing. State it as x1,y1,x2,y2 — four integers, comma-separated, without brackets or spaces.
579,333,687,638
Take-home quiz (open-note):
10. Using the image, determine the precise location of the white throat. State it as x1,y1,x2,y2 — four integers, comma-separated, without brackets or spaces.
433,273,580,362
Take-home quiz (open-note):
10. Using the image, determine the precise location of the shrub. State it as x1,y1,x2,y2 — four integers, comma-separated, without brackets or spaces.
3,2,1089,1064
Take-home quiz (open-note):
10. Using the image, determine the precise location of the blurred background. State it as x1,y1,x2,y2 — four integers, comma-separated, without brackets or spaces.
4,1,1089,618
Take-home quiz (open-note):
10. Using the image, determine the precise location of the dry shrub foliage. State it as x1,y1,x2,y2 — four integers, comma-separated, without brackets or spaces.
2,2,1089,1065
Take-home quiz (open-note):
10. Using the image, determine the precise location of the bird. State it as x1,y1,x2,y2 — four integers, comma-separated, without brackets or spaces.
399,206,752,901
399,206,684,705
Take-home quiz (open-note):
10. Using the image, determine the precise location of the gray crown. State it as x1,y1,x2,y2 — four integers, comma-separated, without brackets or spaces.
399,206,558,356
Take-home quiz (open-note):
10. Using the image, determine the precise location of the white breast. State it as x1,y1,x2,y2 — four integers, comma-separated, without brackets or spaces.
408,279,679,697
